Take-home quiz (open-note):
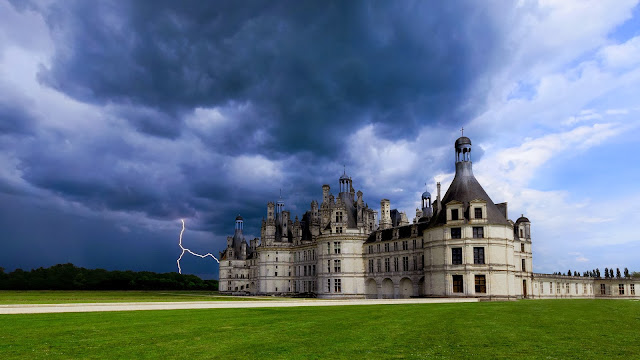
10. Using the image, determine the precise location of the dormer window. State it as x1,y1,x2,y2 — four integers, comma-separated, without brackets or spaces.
469,200,487,223
451,209,459,220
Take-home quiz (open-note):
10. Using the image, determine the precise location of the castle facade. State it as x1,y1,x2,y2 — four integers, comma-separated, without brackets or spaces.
219,136,639,299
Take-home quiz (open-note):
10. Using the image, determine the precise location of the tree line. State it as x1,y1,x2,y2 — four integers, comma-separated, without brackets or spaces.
0,263,218,291
551,267,639,279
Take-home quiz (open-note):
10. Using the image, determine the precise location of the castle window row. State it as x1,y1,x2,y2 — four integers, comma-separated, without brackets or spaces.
541,282,593,295
367,239,424,254
448,207,484,222
294,265,316,277
451,226,485,239
294,249,316,262
451,275,486,294
367,255,424,273
451,247,485,265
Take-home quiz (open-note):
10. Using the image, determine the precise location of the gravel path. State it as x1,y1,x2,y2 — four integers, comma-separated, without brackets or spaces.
0,298,478,314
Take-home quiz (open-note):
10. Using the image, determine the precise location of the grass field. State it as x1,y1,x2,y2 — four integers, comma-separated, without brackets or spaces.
0,290,280,304
0,299,638,359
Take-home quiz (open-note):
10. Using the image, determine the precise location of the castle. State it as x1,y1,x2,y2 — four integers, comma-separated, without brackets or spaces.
219,135,639,299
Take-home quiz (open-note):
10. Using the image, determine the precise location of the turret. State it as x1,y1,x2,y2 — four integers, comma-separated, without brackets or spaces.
515,215,531,240
276,196,285,219
322,185,330,204
310,200,319,223
434,133,510,226
436,182,441,214
421,188,433,219
379,199,391,230
235,215,244,235
455,135,472,163
267,202,275,221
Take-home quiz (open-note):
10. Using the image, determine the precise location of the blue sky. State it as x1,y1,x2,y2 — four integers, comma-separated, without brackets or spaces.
1,0,639,279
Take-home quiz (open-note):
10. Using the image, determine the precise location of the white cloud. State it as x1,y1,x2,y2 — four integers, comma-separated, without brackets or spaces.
599,35,640,69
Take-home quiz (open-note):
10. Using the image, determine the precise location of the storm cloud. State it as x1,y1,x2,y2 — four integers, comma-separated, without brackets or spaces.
2,0,639,278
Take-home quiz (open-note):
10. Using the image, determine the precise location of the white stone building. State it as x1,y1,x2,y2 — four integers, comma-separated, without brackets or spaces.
219,135,639,299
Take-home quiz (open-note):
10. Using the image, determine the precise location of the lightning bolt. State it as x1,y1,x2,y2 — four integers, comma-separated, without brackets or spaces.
177,219,219,274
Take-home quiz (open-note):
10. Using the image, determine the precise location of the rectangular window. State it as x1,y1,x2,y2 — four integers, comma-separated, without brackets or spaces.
413,239,416,249
394,242,398,251
334,279,341,293
385,258,390,272
336,226,343,233
451,227,462,239
402,241,408,250
377,259,382,272
377,244,381,253
451,209,459,220
421,254,424,269
631,284,635,295
522,259,526,272
275,272,278,277
550,282,553,293
619,284,625,295
402,256,409,271
303,267,307,276
453,275,463,293
327,260,331,273
384,243,390,252
393,257,399,272
413,256,418,270
312,265,316,276
452,248,462,265
475,275,486,293
600,284,606,295
328,279,331,293
334,260,341,273
474,207,482,219
334,242,341,254
473,247,485,264
521,243,525,252
368,259,374,273
327,242,331,254
472,227,484,238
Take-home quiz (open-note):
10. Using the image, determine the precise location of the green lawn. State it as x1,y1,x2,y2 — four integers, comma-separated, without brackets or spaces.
0,299,638,359
0,290,279,304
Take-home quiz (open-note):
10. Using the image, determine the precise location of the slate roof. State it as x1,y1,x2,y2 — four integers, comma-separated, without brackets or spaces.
432,161,509,226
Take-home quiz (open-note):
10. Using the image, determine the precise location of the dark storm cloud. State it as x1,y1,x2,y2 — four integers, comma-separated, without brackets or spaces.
1,1,512,277
34,0,507,154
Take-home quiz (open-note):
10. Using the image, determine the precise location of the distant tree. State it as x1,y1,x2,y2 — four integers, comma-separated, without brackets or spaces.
616,268,621,278
604,268,609,278
574,271,578,277
0,263,218,291
596,268,601,278
624,268,630,278
632,272,640,279
567,270,572,276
